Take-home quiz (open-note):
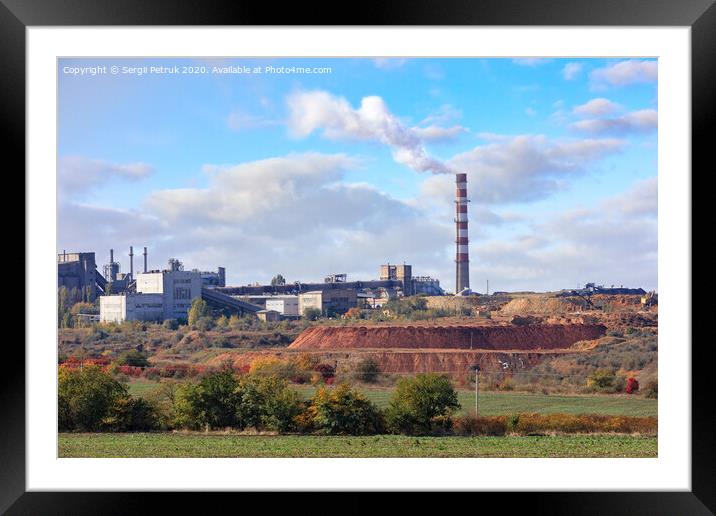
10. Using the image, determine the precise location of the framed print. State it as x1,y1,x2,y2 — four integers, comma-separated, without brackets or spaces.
5,0,711,512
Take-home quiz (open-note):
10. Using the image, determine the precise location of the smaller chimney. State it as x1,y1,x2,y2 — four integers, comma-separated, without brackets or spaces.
143,247,148,273
110,248,114,263
129,246,134,279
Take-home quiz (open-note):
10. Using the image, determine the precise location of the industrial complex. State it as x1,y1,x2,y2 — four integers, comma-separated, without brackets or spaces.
58,246,445,324
58,171,648,324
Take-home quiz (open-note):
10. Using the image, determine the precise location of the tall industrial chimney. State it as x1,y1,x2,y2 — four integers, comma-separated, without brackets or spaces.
455,173,470,293
143,247,148,273
129,246,134,279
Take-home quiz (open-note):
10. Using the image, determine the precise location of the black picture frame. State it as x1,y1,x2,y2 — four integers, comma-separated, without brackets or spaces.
5,0,709,512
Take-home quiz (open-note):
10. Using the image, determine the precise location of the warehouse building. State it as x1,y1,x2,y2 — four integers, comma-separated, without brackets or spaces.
265,296,299,317
99,293,164,323
298,289,357,317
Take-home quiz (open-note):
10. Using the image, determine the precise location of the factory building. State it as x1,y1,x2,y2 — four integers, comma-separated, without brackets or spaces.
100,264,202,323
57,251,98,300
380,264,413,296
358,287,395,308
195,267,226,287
265,296,300,317
101,248,134,293
135,268,203,320
412,276,445,296
99,293,164,323
298,289,357,316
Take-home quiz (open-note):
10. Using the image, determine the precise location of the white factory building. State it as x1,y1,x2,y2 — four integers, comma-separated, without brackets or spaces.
99,269,202,323
265,296,299,317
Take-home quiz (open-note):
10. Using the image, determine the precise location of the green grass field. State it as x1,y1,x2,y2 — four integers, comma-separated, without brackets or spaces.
127,380,657,417
58,433,657,458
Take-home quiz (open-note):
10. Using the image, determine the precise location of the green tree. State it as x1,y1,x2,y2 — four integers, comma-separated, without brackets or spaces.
300,384,384,435
303,307,321,321
71,302,99,315
236,374,303,432
173,370,241,429
163,318,179,330
117,349,150,367
173,382,206,430
59,365,131,431
270,274,286,286
385,373,460,435
188,298,211,327
587,369,617,391
58,286,82,328
62,311,74,329
354,357,380,384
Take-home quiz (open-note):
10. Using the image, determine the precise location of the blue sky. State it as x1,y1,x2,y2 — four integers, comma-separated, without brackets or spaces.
58,57,657,292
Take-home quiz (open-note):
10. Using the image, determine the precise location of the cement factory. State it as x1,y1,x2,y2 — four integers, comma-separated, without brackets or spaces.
58,172,646,324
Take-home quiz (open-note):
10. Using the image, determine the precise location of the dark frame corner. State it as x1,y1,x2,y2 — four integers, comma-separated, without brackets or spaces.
6,0,711,513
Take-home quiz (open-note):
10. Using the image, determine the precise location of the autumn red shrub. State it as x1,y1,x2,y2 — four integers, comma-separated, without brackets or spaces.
161,364,189,378
60,356,111,370
234,364,251,374
143,367,161,380
117,365,142,377
626,377,640,394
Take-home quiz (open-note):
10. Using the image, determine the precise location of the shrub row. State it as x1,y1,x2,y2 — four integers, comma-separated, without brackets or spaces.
59,367,657,436
454,413,657,436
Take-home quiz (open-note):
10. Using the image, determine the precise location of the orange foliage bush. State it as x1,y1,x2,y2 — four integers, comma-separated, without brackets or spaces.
510,413,656,435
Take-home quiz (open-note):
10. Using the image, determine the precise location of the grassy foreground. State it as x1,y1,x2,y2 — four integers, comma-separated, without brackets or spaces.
127,380,658,417
59,433,657,458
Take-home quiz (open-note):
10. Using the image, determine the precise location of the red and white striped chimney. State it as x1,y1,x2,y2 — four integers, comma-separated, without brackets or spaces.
455,173,470,293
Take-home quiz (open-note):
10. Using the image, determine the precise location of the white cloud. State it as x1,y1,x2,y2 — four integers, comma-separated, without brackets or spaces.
525,107,538,117
419,104,462,126
372,58,407,70
58,201,162,271
410,124,466,141
59,156,154,197
286,90,453,174
591,60,658,87
446,134,626,203
127,152,452,285
573,98,621,117
145,153,359,227
469,177,657,292
512,58,553,67
423,63,444,80
602,176,657,217
562,62,583,80
570,109,657,135
226,110,279,131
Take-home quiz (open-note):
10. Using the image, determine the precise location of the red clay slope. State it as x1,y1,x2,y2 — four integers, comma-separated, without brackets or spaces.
288,323,606,351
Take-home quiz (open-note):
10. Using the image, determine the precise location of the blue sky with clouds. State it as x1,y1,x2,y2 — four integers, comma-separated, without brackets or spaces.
58,57,657,292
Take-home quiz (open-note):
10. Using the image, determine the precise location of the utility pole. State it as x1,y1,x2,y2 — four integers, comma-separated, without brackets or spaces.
474,365,480,416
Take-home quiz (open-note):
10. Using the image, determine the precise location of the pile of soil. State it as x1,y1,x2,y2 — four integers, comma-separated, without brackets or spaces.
204,349,564,375
499,297,583,315
288,323,606,351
